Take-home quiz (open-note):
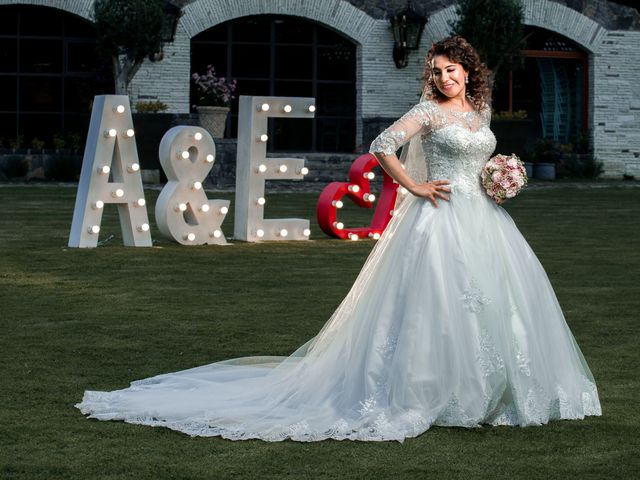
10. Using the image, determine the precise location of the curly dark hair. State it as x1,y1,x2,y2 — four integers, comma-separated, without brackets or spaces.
423,36,492,110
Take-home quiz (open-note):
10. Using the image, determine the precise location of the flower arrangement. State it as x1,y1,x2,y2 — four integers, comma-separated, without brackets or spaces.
481,153,528,204
192,65,237,107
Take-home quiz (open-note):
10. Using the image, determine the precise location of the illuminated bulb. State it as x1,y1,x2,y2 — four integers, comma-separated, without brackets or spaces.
257,197,266,206
112,188,124,198
369,232,381,240
332,200,344,209
257,164,267,173
194,132,203,141
333,221,344,230
191,181,202,190
200,203,210,213
137,223,150,232
364,193,376,202
389,209,395,217
212,229,222,238
303,228,311,237
179,150,190,160
93,200,104,210
398,186,408,195
104,129,117,138
219,206,229,215
348,185,360,193
279,229,288,237
206,154,214,163
256,229,265,238
127,163,140,173
259,134,269,142
364,172,375,180
259,103,270,112
175,203,187,212
97,165,110,175
184,232,196,242
279,164,288,173
299,167,309,175
88,225,100,234
135,198,146,207
125,129,135,137
113,104,125,114
349,233,359,241
308,105,316,113
283,104,292,113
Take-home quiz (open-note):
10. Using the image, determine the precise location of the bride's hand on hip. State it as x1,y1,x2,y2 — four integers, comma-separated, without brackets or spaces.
409,180,451,208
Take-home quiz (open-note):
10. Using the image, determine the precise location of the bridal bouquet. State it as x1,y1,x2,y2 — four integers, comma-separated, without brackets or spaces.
481,153,528,204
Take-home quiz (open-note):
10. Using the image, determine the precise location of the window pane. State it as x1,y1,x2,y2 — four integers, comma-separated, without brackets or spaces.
232,17,270,43
195,25,228,42
231,44,270,78
318,45,355,81
0,76,17,110
191,44,228,77
19,113,61,145
67,41,97,72
274,81,312,97
274,46,312,79
20,77,62,112
272,117,312,151
317,28,349,46
64,77,97,113
64,15,96,39
0,114,17,143
0,39,17,73
20,6,64,36
274,17,312,44
317,82,355,116
0,6,18,35
20,39,62,73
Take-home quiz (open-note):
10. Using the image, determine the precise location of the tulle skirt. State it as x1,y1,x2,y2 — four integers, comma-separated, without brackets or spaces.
77,192,601,442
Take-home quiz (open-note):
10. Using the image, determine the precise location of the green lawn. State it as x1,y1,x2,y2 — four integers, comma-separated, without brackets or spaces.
1,184,639,479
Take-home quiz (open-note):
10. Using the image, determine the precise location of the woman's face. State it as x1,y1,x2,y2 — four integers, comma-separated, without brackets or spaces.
431,55,468,100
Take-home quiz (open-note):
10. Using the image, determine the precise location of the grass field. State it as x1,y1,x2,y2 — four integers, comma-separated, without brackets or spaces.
1,184,639,479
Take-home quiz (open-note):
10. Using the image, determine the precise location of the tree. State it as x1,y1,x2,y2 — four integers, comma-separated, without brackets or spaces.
450,0,525,83
94,0,167,95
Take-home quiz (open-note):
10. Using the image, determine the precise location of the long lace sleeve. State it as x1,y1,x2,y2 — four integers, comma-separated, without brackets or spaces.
369,102,434,155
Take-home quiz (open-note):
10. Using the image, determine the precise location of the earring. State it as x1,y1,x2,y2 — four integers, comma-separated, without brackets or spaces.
465,76,469,84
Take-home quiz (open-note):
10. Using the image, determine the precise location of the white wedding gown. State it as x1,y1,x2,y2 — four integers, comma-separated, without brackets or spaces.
77,100,601,442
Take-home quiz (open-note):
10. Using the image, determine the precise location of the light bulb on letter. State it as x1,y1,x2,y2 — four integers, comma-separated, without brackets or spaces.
98,165,110,175
88,225,100,234
364,193,376,202
349,233,359,241
137,223,150,232
113,104,125,114
364,172,375,180
257,197,266,206
105,129,117,138
179,151,190,160
191,181,202,190
348,185,360,193
283,105,292,113
93,201,104,210
259,103,270,112
112,188,124,198
259,134,268,142
125,129,135,138
332,200,344,209
194,132,203,141
257,164,267,173
279,165,288,173
303,228,311,237
219,206,229,215
200,204,210,213
256,229,265,238
127,163,140,173
279,229,288,237
175,203,187,212
212,229,222,238
135,198,146,207
206,154,214,163
333,221,344,230
299,167,309,175
308,105,316,113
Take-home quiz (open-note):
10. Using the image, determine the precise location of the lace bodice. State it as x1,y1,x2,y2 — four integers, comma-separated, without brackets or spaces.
370,100,497,197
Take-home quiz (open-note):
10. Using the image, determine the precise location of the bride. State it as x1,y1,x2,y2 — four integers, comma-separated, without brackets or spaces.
77,36,601,442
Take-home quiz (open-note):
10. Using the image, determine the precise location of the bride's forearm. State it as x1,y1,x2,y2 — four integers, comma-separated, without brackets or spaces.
373,152,419,193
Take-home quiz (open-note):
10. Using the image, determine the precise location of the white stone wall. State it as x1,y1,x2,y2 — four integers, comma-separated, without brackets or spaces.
592,31,640,177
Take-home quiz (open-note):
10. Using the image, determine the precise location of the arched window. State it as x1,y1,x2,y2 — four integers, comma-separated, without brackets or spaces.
493,26,588,145
0,6,112,149
191,15,357,152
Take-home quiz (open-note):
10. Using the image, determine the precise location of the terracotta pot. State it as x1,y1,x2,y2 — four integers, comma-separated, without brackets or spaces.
197,106,230,138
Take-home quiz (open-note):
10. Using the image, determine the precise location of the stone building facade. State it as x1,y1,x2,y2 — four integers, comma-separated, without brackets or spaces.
1,0,639,177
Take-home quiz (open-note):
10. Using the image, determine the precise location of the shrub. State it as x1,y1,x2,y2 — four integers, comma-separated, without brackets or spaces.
0,155,28,179
45,155,80,182
135,100,169,113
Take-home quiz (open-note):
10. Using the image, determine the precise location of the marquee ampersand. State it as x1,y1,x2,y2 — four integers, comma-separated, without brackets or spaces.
155,126,229,245
316,153,399,240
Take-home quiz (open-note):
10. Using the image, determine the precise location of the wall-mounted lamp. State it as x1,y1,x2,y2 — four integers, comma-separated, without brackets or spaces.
390,1,427,69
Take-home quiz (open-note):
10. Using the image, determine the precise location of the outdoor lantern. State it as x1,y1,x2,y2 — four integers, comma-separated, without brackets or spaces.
161,1,182,43
390,1,428,69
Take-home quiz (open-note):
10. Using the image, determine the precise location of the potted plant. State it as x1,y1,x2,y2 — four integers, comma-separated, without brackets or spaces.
192,65,237,138
529,138,560,180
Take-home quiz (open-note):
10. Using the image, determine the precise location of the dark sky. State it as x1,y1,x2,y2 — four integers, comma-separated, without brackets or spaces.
610,0,639,12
